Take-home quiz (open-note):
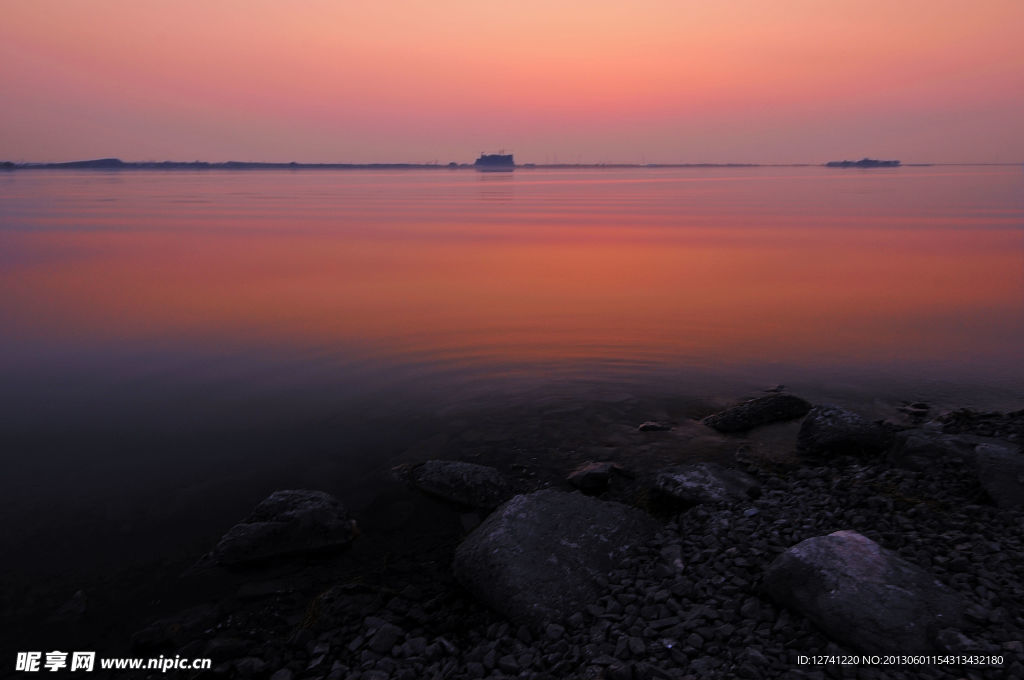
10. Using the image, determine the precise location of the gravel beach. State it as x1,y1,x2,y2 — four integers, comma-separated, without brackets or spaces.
11,399,1024,680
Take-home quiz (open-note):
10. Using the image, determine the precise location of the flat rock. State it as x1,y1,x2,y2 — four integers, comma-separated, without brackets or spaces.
797,405,889,457
762,530,964,654
210,490,358,567
938,407,1024,440
898,401,931,420
453,489,658,626
405,460,513,511
702,394,812,433
655,462,760,505
567,461,629,494
974,443,1024,509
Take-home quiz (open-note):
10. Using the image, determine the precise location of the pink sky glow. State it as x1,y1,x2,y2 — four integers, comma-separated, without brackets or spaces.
2,0,1023,164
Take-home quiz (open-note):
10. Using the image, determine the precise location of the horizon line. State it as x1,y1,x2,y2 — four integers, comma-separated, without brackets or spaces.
3,157,1022,170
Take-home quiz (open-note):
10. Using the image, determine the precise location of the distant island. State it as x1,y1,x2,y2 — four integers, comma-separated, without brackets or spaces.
825,158,901,168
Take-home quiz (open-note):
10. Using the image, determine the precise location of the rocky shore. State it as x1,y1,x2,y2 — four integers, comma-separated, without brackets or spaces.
36,398,1024,679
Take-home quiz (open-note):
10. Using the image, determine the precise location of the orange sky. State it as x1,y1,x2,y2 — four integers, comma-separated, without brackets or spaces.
2,0,1023,163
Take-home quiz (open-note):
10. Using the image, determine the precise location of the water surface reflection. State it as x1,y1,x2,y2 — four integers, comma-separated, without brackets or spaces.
0,166,1022,585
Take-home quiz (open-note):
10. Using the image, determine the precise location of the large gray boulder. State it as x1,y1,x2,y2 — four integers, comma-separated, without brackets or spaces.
210,490,358,567
797,405,889,457
702,394,811,433
655,463,760,505
762,530,964,654
974,443,1024,509
405,460,514,511
454,490,658,626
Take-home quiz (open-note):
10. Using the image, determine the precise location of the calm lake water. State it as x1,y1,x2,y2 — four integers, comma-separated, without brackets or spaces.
1,165,1023,588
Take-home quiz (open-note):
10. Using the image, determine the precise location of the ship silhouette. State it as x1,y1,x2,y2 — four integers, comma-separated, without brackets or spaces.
474,152,514,172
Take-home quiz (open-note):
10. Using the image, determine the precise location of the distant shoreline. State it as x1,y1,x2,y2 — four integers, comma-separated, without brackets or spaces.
4,158,1019,171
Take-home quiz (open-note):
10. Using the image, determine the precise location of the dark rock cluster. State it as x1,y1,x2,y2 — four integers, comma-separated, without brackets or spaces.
126,401,1024,679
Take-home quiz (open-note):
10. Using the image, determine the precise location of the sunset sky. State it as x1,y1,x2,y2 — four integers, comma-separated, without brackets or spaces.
2,0,1023,164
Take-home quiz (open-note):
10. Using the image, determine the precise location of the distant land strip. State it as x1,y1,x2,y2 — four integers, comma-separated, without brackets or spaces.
1,158,769,170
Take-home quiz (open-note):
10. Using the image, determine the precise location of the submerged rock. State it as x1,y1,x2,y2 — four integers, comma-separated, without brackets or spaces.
702,393,812,433
210,490,358,567
131,605,219,653
453,490,658,626
797,405,889,457
567,461,630,494
638,421,671,432
974,442,1024,509
404,460,513,511
655,462,761,505
48,590,88,624
762,530,964,654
